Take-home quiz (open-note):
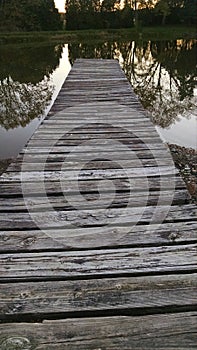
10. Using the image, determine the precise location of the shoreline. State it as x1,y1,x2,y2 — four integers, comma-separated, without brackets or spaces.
168,144,197,203
0,26,196,45
0,144,196,203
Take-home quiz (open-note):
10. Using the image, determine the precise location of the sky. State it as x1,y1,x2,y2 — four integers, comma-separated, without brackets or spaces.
54,0,156,13
54,1,152,13
54,0,65,13
54,0,126,12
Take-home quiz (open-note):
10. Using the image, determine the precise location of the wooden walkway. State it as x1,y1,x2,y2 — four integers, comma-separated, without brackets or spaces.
0,59,196,349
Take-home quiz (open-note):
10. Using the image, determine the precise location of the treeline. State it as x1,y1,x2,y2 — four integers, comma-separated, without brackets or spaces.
65,0,197,30
0,0,62,31
0,0,196,32
65,0,133,30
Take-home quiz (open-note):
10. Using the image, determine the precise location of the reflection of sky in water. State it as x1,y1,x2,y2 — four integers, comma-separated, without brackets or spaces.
154,85,197,150
0,45,71,159
157,113,197,150
47,45,71,113
156,85,197,150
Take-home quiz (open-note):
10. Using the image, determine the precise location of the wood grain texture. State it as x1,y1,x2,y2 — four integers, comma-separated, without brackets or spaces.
1,167,178,183
0,221,197,252
7,158,175,172
13,149,174,162
0,204,196,229
0,244,196,280
0,274,196,318
0,313,196,349
0,189,190,211
0,176,186,196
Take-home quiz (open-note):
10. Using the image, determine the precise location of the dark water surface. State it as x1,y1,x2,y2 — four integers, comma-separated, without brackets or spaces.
0,39,196,159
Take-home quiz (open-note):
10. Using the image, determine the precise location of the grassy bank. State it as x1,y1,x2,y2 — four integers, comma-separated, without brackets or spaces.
0,26,196,45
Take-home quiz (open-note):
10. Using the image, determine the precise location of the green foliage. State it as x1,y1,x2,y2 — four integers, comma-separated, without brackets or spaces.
65,0,134,29
65,0,197,30
0,0,196,31
155,0,171,25
0,26,196,46
183,0,197,25
101,0,121,12
0,0,62,32
153,0,197,26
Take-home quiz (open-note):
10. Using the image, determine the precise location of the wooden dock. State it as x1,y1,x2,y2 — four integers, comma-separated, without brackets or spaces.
0,59,196,349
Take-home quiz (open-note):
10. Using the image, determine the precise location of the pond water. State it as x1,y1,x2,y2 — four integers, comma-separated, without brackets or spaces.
0,39,196,159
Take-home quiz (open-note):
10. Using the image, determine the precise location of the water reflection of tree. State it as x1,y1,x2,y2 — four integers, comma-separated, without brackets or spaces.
0,44,63,129
69,39,197,129
0,77,52,130
120,39,197,128
68,41,117,65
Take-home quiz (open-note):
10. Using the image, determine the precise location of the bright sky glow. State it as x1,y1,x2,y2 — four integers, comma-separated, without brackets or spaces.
54,1,156,13
54,0,65,13
54,0,127,12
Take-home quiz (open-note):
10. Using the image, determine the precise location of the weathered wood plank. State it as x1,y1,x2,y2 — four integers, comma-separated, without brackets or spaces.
0,313,196,349
45,117,150,123
32,131,160,138
32,116,155,125
20,144,168,155
7,157,174,172
33,128,161,136
0,204,196,230
14,149,173,162
1,166,178,183
0,176,185,196
0,244,196,280
0,274,196,318
0,221,197,252
0,189,190,211
39,122,153,129
27,137,163,147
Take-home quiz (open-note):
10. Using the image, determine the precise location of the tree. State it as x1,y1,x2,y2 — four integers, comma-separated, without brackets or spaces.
0,0,62,31
100,0,121,28
65,0,127,29
121,2,134,27
155,0,171,25
101,0,121,12
138,0,155,9
65,0,102,29
182,0,197,25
